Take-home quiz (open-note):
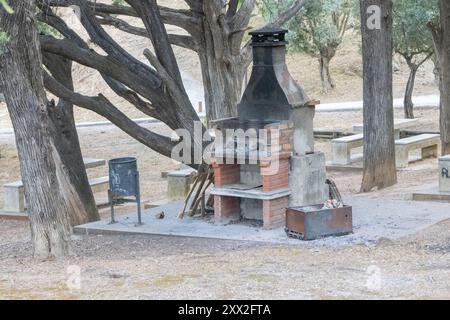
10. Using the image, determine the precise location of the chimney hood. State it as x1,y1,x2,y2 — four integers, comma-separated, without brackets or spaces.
237,26,312,122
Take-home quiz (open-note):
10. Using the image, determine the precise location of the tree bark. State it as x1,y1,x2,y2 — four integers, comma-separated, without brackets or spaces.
197,1,249,121
0,0,72,257
404,64,417,119
319,54,335,94
360,0,397,192
36,0,305,160
438,0,450,155
198,48,243,121
44,53,100,225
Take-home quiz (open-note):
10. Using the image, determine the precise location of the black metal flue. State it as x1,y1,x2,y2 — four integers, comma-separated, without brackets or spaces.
238,26,311,122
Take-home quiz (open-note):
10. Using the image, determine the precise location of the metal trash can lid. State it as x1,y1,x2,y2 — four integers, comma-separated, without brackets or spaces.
109,157,137,165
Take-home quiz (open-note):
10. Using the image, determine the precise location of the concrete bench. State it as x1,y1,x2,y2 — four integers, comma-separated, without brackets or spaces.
331,134,364,165
83,158,106,169
3,176,109,213
395,134,440,168
167,168,197,201
2,158,108,213
89,176,109,193
353,118,418,139
3,181,25,213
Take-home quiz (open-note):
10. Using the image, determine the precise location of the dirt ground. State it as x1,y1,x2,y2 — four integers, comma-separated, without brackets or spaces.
0,219,449,299
1,116,450,299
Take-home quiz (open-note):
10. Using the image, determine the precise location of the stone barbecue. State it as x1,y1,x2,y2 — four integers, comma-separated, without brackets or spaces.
210,27,328,229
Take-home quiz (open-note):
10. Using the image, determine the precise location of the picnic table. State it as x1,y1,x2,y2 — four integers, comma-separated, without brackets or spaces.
353,118,418,139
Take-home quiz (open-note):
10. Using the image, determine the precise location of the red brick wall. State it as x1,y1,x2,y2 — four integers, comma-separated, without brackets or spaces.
263,196,289,229
212,163,240,187
260,158,290,192
265,122,294,153
214,195,240,221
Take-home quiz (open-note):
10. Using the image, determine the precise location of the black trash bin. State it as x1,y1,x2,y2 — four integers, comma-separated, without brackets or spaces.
108,157,142,225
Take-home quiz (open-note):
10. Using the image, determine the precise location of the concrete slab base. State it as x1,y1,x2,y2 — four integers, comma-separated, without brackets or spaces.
326,162,363,172
74,196,450,247
413,185,450,203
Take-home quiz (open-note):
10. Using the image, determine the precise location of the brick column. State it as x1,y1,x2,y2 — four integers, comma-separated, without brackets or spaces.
260,158,290,192
263,196,289,229
214,195,240,222
260,157,290,229
212,162,241,222
212,162,240,187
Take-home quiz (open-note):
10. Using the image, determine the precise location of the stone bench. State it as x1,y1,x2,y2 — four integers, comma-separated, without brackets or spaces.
3,176,109,213
2,158,108,213
395,134,440,169
167,168,197,201
353,118,418,139
331,134,364,165
84,158,106,169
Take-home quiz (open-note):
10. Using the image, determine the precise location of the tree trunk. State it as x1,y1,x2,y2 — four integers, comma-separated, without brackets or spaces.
198,50,243,121
360,0,397,192
438,0,450,155
404,65,417,119
0,0,72,258
44,53,100,225
431,54,441,86
198,4,246,121
319,55,335,94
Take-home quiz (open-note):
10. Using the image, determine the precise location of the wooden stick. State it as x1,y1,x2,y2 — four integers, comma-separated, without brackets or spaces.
178,172,200,218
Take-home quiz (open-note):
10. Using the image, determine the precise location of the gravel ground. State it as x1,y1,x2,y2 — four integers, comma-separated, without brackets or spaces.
1,217,450,299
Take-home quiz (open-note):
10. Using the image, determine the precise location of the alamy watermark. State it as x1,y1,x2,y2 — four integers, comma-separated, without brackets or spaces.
66,265,81,290
366,5,381,30
170,121,284,173
366,265,382,291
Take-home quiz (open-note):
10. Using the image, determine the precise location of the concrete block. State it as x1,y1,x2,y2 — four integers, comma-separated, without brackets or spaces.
439,155,450,192
240,198,263,220
167,169,196,201
289,153,328,208
3,182,25,213
332,143,351,165
395,148,410,169
290,107,315,155
331,134,364,165
239,164,262,186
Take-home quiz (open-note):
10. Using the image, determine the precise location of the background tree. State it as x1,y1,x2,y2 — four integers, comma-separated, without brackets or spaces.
360,0,397,192
428,0,450,155
0,0,12,13
37,0,306,165
0,0,74,257
259,0,354,93
1,1,100,227
393,0,435,119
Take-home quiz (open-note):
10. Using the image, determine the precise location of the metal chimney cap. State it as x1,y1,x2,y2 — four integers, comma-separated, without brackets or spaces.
249,26,288,47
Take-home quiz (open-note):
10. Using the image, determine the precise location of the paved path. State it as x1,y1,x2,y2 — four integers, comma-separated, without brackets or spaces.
74,196,450,248
0,94,440,134
317,95,439,112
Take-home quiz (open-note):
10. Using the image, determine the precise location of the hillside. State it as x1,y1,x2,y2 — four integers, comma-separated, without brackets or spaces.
0,1,440,128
